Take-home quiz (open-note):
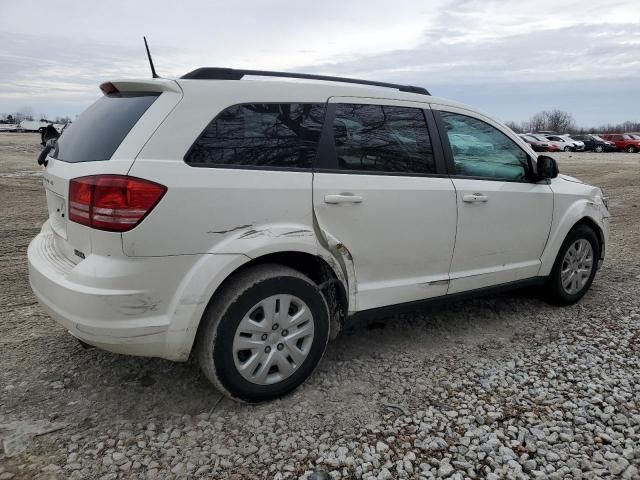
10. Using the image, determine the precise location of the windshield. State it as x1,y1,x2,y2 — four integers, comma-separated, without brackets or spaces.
52,93,159,163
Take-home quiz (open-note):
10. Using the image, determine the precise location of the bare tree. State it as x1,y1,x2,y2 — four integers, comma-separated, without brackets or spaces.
504,121,522,133
529,112,548,132
545,109,576,133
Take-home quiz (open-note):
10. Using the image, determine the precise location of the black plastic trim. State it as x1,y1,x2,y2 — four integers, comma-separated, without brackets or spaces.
423,108,448,175
347,277,547,323
181,67,430,95
314,103,337,170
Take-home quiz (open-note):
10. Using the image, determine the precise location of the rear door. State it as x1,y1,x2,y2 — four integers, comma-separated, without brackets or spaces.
40,80,182,261
313,97,457,311
434,106,553,293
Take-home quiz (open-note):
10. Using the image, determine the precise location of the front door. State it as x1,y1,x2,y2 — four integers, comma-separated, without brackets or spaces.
434,107,554,294
313,98,457,311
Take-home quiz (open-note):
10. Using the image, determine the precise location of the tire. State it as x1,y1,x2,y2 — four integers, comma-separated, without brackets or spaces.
625,145,636,153
544,225,600,305
563,146,572,152
594,145,604,153
196,264,330,402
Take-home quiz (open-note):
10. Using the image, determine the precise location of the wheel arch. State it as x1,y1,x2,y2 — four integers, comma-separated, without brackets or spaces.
540,208,606,277
573,217,605,258
187,251,348,360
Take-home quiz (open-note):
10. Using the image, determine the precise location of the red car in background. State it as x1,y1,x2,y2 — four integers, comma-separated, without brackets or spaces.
600,134,640,153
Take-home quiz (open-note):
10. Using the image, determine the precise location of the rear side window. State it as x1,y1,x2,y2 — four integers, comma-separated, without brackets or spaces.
185,103,325,169
53,93,159,163
332,104,435,174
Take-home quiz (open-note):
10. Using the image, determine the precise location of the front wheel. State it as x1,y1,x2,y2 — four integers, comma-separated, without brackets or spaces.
594,145,604,153
544,225,599,305
625,145,637,153
563,146,572,152
197,264,330,402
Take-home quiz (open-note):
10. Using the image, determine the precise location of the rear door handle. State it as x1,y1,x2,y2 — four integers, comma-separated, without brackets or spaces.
324,194,363,205
462,193,488,203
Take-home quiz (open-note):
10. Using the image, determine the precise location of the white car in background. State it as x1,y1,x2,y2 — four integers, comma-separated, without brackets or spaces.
543,134,585,152
28,68,610,401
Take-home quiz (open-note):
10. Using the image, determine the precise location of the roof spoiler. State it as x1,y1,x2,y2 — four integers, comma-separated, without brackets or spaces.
180,67,430,96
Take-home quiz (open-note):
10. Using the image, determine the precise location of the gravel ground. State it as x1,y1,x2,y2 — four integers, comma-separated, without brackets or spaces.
1,133,639,480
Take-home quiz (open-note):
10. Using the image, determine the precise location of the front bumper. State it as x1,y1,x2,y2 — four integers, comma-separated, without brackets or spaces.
27,222,244,360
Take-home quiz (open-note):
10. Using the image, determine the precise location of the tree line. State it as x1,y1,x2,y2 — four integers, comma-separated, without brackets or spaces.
0,110,72,124
505,109,640,134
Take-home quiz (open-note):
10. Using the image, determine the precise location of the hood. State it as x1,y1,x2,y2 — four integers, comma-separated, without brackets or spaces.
559,174,586,184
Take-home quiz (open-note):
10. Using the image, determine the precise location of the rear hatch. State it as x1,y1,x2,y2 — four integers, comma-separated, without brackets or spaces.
40,79,182,262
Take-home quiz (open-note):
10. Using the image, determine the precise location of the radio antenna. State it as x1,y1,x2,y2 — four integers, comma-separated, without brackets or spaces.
143,36,159,78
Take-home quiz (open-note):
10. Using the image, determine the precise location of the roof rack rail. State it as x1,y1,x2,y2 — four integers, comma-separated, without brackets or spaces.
180,67,430,96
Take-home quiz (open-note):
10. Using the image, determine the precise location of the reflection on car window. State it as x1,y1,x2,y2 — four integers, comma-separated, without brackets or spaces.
332,104,435,174
441,112,529,181
185,103,324,168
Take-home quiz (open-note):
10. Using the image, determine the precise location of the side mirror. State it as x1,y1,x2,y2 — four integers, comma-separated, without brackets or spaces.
536,155,558,179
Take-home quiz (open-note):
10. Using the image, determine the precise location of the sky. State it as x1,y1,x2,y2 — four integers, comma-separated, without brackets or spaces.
0,0,639,126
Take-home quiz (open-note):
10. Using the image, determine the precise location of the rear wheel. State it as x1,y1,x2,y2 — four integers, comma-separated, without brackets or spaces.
594,145,604,153
625,145,637,153
197,264,330,402
544,225,599,305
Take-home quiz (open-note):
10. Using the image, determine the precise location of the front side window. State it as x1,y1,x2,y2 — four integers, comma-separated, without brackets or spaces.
332,104,435,174
185,103,325,168
440,111,530,181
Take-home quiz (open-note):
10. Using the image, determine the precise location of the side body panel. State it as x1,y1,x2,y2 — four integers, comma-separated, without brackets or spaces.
431,104,555,293
312,97,457,311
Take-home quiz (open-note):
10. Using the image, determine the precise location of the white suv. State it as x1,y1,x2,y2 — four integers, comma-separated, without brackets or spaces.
28,68,610,402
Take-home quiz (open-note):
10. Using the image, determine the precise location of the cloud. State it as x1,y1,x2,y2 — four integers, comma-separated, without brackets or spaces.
0,0,638,124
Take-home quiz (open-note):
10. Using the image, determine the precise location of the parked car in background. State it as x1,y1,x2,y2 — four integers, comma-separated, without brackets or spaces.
526,133,562,152
625,133,640,141
569,134,616,153
0,124,19,132
28,68,609,401
600,134,640,153
529,134,562,152
518,134,550,152
543,134,585,152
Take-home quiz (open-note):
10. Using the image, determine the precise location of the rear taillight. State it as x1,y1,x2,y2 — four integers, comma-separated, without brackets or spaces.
69,175,166,232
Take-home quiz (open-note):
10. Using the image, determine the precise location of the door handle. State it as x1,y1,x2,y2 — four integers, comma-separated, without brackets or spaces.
324,194,363,205
462,193,488,203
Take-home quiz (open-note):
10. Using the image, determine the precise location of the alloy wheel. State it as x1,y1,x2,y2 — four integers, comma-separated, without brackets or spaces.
560,239,593,295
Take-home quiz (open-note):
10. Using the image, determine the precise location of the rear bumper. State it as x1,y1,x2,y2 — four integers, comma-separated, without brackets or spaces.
28,222,246,360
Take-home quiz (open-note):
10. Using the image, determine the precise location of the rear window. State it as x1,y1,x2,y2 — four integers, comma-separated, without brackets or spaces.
52,93,159,163
184,103,325,169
